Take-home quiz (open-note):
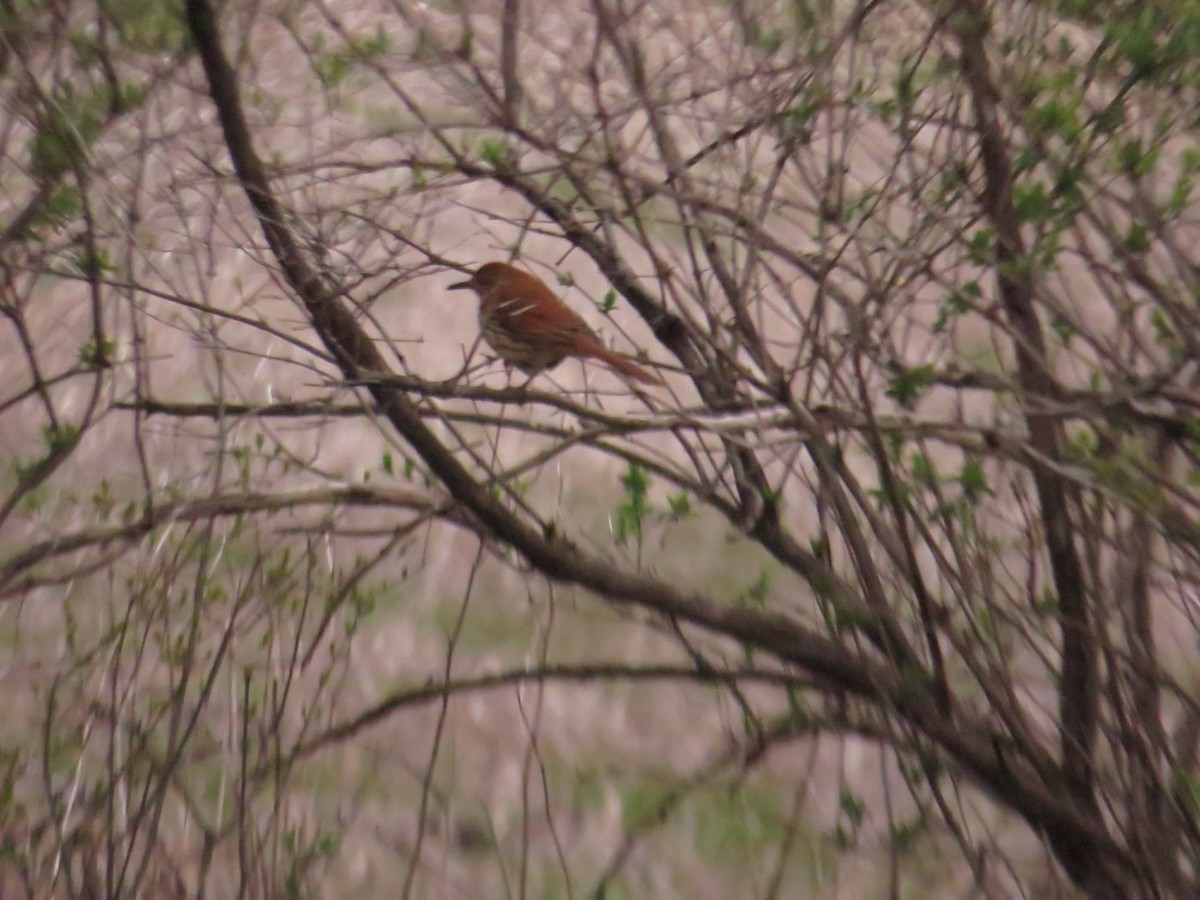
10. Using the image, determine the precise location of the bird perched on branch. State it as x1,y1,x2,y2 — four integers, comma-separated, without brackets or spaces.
448,261,661,385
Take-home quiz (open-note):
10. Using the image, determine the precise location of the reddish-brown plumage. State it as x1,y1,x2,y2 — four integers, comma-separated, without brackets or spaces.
448,262,661,385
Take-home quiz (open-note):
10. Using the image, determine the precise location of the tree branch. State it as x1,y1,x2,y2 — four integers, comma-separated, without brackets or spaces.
954,4,1107,892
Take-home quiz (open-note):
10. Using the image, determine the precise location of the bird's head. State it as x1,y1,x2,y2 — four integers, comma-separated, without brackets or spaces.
448,261,513,295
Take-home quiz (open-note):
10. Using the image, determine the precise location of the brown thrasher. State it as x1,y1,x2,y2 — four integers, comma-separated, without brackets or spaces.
448,261,661,385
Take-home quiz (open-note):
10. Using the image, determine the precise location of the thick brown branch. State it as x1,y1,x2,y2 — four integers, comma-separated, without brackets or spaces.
499,0,522,123
954,4,1106,892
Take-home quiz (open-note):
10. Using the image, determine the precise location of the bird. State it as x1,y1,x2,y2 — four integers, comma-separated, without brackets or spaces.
447,261,661,385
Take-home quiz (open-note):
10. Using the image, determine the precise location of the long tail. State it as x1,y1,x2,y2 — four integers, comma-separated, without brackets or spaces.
586,344,662,385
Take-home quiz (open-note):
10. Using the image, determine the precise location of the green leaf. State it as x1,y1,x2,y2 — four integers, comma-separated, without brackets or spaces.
29,120,83,178
826,597,878,632
1113,14,1162,80
1172,768,1200,817
835,787,866,847
78,337,115,367
615,463,651,545
959,457,989,503
966,228,994,265
45,424,81,454
479,136,509,167
1028,98,1081,142
1052,164,1084,207
1036,588,1059,615
1116,138,1160,177
1124,221,1151,252
620,463,649,500
1168,173,1194,214
885,364,936,410
739,569,771,607
105,0,186,52
74,247,114,277
666,490,691,520
1013,181,1051,223
890,817,929,853
1150,308,1175,346
620,783,673,830
910,452,937,486
27,87,107,180
784,98,817,141
1051,314,1076,342
34,185,82,230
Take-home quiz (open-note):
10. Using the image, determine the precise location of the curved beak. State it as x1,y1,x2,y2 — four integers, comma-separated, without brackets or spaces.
447,279,474,291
